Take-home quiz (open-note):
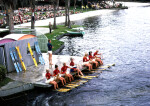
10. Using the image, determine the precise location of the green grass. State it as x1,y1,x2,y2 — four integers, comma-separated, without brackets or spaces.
0,15,4,19
0,77,13,88
45,25,81,52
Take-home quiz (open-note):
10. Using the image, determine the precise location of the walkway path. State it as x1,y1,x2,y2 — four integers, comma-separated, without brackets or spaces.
15,9,116,28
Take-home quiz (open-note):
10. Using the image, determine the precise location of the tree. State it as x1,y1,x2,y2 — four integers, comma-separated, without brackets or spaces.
73,0,77,14
30,0,35,29
65,0,71,28
52,0,59,29
0,0,17,32
67,0,71,28
65,0,68,26
86,0,89,11
0,0,31,31
56,0,59,11
81,0,83,12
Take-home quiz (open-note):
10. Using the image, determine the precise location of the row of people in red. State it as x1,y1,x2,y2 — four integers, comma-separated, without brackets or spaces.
45,58,84,90
83,50,103,71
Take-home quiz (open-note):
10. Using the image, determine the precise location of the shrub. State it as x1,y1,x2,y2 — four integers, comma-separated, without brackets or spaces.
0,65,7,81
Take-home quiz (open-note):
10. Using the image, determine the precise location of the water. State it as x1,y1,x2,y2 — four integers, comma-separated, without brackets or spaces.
4,2,150,106
58,3,150,106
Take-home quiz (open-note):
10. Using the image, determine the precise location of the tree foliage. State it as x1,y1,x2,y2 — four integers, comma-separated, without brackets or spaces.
0,65,7,81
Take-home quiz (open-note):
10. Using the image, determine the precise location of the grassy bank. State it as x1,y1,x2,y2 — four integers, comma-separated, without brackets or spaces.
44,25,81,52
0,77,13,88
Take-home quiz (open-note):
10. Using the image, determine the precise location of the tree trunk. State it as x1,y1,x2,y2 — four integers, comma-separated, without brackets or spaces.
81,0,83,12
56,0,59,11
5,6,9,27
30,0,35,29
8,5,14,33
68,0,71,28
74,0,76,14
86,0,88,11
65,0,68,26
53,1,57,29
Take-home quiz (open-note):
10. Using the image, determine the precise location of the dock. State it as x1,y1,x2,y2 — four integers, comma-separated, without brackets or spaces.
0,53,115,97
0,54,84,97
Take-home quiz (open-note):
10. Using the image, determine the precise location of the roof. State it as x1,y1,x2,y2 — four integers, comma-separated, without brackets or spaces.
18,34,36,40
0,38,15,44
0,34,36,44
3,34,28,40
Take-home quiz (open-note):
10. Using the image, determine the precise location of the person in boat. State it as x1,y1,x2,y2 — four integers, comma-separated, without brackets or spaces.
93,50,103,65
45,69,58,90
53,65,66,86
61,63,74,82
83,53,93,71
47,39,53,66
89,51,99,67
70,58,84,77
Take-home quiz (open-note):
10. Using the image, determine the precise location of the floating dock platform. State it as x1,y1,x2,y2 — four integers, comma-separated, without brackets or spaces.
0,54,115,97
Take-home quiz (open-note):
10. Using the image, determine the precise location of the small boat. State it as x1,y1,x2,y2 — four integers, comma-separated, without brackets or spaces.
65,27,85,37
66,30,85,36
72,27,84,31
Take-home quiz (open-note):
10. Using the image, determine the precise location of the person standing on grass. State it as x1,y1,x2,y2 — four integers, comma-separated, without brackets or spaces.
47,39,53,66
49,22,52,33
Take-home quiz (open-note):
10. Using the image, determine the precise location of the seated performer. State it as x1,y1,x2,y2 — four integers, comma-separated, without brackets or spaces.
82,53,93,71
70,58,84,76
93,50,103,65
45,69,58,90
89,51,99,67
61,63,74,82
53,65,66,86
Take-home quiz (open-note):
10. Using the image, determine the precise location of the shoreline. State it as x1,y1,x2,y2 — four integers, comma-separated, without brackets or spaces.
14,2,150,28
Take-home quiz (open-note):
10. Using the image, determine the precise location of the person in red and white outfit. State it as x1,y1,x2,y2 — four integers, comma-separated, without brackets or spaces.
45,69,58,90
61,63,74,82
53,65,66,86
70,58,84,77
82,53,93,71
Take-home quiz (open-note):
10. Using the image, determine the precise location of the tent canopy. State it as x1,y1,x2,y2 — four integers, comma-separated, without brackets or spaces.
0,34,36,44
